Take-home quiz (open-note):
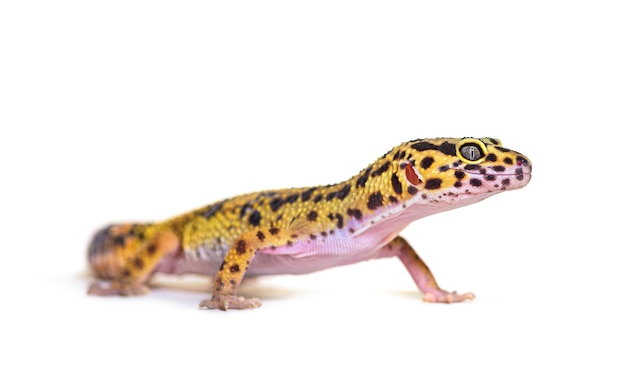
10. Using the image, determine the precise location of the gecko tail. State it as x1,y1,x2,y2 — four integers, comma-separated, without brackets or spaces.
87,223,154,279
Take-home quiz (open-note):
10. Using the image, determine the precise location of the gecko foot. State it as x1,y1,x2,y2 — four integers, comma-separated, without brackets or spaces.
199,295,262,311
422,290,475,303
88,280,150,296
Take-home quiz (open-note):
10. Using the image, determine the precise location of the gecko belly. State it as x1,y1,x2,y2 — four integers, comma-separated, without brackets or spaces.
155,246,391,277
155,200,463,277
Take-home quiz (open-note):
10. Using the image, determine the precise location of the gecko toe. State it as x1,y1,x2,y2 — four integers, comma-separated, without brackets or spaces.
199,295,262,311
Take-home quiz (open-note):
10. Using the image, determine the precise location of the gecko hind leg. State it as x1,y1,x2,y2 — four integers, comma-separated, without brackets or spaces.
87,224,180,296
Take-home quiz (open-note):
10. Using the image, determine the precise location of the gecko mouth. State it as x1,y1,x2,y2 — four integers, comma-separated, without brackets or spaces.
460,169,532,185
464,169,532,178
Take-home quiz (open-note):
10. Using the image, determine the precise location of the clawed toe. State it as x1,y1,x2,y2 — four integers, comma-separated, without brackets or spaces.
423,291,475,303
199,295,262,311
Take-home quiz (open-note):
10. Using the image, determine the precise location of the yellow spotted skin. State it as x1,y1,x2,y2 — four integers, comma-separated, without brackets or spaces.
88,137,532,310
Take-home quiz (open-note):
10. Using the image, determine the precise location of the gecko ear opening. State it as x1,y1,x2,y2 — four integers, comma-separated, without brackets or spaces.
405,163,421,185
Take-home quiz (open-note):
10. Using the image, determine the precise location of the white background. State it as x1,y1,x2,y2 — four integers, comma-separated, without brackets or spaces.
1,1,625,381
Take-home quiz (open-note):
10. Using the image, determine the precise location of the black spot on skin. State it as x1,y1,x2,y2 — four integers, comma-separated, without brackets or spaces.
454,181,463,188
325,192,337,201
454,171,465,179
465,164,481,171
496,147,511,153
256,231,265,242
439,142,457,156
389,195,398,204
337,185,351,200
399,163,407,169
230,279,236,286
270,198,284,212
146,243,157,256
493,166,506,172
410,141,456,156
286,194,299,203
229,264,240,273
393,150,406,160
329,230,335,235
367,192,384,210
391,174,403,195
307,211,318,222
347,208,363,220
411,142,438,151
112,235,125,247
236,240,247,254
203,202,224,219
269,227,280,235
480,168,487,174
485,174,496,181
515,167,524,175
335,214,344,229
356,166,372,188
133,258,144,270
239,203,251,219
301,187,317,202
321,231,327,237
310,234,317,240
215,277,225,292
421,194,428,199
504,158,513,165
470,178,482,187
313,194,323,203
420,157,434,169
407,186,418,195
485,154,497,162
516,174,524,181
425,178,442,190
122,268,132,277
439,165,449,172
489,138,499,145
249,210,262,227
328,213,334,220
371,161,391,177
286,241,293,246
502,178,511,186
291,234,298,239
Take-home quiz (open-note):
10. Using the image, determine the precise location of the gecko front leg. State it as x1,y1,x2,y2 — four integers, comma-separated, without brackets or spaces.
199,227,297,311
384,236,475,303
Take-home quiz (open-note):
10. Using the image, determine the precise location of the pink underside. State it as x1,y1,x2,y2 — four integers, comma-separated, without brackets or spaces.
155,192,498,277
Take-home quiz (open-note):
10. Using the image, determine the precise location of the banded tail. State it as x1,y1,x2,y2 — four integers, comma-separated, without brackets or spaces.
87,223,180,295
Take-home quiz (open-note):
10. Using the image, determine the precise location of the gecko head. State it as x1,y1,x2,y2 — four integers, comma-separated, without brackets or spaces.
393,137,532,204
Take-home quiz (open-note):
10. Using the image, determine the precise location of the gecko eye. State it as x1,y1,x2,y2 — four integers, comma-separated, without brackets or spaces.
460,144,483,161
456,138,488,164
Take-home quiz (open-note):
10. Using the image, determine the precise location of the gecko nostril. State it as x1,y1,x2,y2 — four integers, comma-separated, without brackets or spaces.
516,156,528,167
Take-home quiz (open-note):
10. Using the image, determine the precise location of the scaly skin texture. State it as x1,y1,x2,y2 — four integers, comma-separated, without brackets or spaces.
88,137,532,310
